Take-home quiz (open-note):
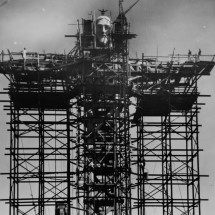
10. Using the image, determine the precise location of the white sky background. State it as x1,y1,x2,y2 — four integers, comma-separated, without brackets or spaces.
0,0,215,214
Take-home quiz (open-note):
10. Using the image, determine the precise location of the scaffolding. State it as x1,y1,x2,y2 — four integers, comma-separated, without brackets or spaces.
0,4,215,215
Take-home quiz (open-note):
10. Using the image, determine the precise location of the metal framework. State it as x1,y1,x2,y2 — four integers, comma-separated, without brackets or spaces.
133,102,204,215
7,76,73,215
0,4,214,215
130,56,213,215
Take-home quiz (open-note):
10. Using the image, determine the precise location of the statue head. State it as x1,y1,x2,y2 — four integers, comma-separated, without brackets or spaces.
96,15,111,47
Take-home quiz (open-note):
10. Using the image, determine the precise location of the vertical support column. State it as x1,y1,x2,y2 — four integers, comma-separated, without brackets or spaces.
9,105,20,215
15,109,20,215
137,117,145,215
76,101,82,215
162,115,173,215
119,91,131,215
38,108,44,215
185,113,190,215
195,105,201,215
9,103,12,215
67,105,71,215
188,105,201,215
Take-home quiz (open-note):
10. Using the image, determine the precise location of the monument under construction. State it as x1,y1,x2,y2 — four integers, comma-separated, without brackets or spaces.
0,1,214,215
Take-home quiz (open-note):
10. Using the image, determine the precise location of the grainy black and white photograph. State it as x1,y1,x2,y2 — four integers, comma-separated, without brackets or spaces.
0,0,215,215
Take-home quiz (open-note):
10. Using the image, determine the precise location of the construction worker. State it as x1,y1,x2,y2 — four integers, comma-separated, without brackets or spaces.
188,49,192,61
22,48,27,60
21,48,27,68
198,49,201,60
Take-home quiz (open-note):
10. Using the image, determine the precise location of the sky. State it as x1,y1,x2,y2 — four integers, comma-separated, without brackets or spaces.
0,0,215,214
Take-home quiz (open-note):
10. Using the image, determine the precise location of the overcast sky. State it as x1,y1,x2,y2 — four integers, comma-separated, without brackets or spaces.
0,0,215,214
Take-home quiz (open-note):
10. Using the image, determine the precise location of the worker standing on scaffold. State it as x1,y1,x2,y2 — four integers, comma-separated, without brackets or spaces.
188,49,192,61
198,48,201,61
21,47,27,68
